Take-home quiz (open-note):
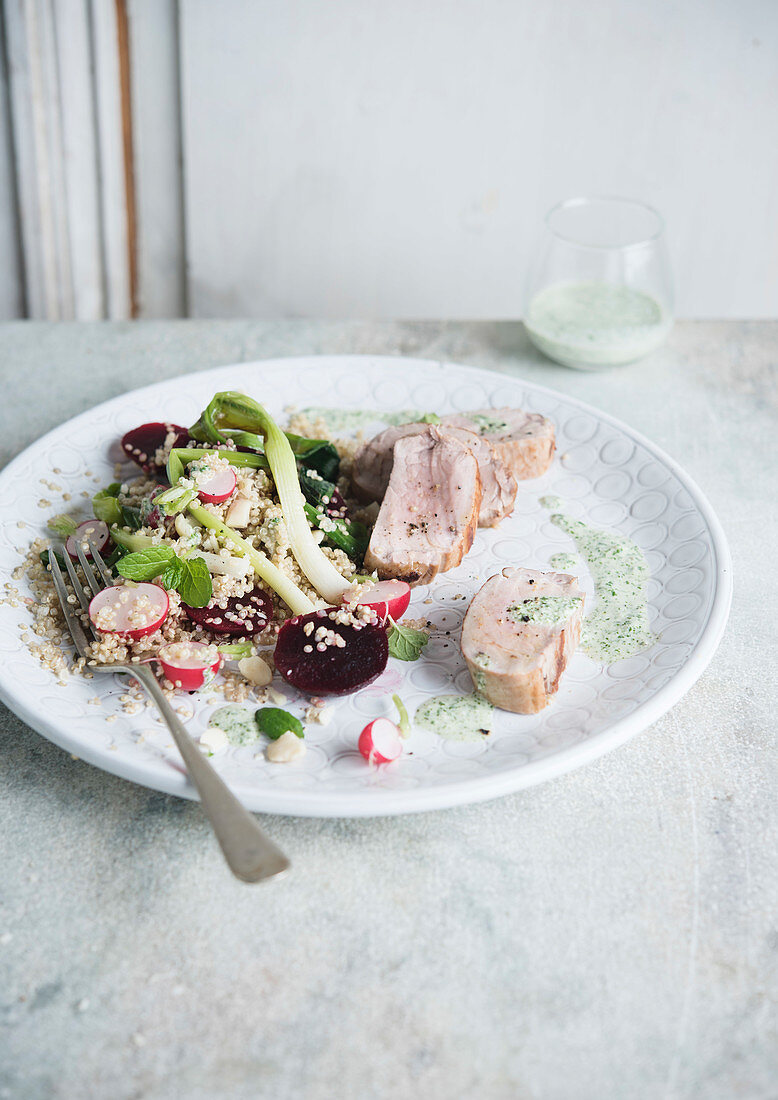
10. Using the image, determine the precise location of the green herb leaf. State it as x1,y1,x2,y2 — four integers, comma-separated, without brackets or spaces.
286,434,340,481
176,556,212,607
217,641,255,659
419,412,441,424
116,547,175,581
40,548,67,570
92,487,122,525
392,694,410,737
298,468,338,510
303,503,369,562
48,514,78,537
387,620,429,662
118,503,144,529
256,707,304,741
160,559,184,591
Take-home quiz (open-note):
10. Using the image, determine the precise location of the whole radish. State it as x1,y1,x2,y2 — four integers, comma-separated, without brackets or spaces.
358,717,403,765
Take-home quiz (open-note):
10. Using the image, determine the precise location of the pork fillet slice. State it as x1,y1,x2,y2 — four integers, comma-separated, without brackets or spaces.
363,427,481,586
462,567,584,713
352,422,516,527
440,408,555,480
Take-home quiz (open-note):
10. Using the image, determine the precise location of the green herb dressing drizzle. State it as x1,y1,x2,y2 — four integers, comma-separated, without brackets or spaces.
209,705,259,747
507,595,582,626
549,513,656,661
549,552,578,571
414,693,494,742
300,407,422,433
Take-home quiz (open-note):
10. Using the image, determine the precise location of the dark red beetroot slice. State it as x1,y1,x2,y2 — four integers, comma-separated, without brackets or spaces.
181,591,273,636
121,422,191,479
274,609,388,696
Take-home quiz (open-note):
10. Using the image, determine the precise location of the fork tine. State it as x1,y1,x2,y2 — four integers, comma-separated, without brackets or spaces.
63,549,95,619
88,539,114,588
49,552,91,658
74,539,102,596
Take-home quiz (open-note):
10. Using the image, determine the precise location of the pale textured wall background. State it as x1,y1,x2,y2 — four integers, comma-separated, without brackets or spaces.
1,0,777,320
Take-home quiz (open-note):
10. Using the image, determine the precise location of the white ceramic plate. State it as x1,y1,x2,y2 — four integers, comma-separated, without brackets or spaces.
0,356,732,816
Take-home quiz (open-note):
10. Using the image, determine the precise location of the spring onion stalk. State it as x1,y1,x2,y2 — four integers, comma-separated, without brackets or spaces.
392,694,411,738
198,392,351,605
187,502,315,616
166,447,268,486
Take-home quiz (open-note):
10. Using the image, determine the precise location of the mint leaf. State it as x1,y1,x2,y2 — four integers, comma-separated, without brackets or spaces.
116,547,175,581
387,621,429,662
419,412,441,425
256,707,304,741
48,514,78,537
160,559,184,591
176,556,212,607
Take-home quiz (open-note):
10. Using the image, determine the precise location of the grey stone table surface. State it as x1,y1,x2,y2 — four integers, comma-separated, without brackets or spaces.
0,321,776,1100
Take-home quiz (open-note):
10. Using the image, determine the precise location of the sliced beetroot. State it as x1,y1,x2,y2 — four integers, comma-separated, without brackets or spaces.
274,608,388,696
325,486,348,518
121,422,191,479
142,485,167,529
181,590,273,636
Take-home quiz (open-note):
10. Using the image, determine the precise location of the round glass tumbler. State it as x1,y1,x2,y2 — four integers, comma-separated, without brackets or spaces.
524,197,674,369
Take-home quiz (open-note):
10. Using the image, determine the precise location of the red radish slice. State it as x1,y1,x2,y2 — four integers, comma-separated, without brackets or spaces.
89,583,169,639
157,640,221,691
121,422,190,478
358,718,403,765
356,579,411,620
182,590,272,635
66,519,111,560
275,608,389,695
195,465,237,504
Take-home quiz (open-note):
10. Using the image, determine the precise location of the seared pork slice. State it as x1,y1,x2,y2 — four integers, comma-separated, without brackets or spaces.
352,422,517,527
363,427,481,586
351,423,428,503
440,408,555,480
462,567,584,713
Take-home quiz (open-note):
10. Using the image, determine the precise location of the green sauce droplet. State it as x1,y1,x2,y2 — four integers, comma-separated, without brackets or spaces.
414,693,494,742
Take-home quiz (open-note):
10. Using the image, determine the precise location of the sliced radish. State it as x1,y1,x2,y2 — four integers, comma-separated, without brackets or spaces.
121,422,190,478
66,519,111,561
356,579,411,620
89,583,169,639
195,465,237,504
157,640,221,691
358,718,403,765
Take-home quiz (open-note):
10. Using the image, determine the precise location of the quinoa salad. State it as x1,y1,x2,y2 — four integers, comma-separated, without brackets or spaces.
12,391,423,767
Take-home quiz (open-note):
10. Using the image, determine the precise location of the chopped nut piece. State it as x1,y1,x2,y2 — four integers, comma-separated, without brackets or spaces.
266,730,306,763
237,655,272,687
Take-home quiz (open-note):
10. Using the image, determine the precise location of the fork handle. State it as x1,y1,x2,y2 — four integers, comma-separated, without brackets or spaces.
128,666,290,882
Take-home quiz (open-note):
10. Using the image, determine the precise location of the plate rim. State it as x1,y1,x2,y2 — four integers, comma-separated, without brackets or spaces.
0,354,733,816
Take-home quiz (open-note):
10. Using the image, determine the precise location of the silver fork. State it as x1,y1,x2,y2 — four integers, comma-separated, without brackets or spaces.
48,540,290,883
